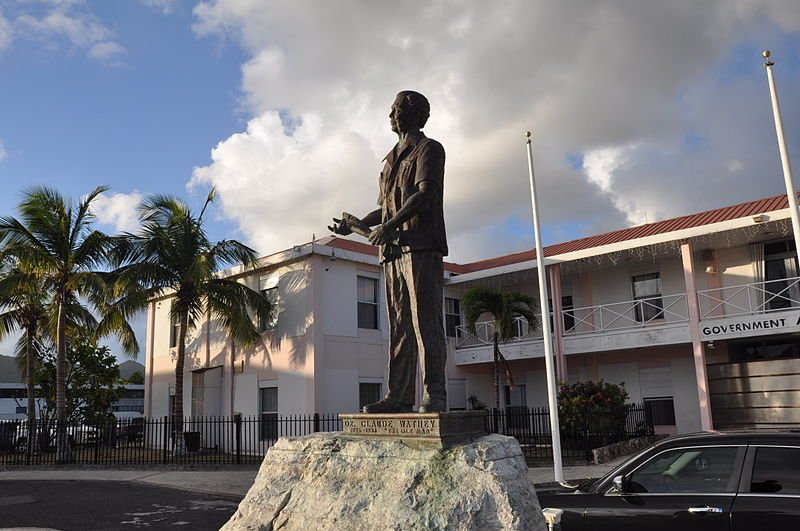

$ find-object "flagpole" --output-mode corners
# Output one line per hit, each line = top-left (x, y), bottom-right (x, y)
(525, 131), (564, 483)
(763, 50), (800, 256)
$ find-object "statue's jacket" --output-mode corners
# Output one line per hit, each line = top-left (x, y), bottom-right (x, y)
(378, 131), (448, 256)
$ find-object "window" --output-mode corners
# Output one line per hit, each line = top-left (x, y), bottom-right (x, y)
(258, 274), (280, 331)
(764, 240), (799, 311)
(548, 295), (575, 332)
(259, 287), (279, 331)
(504, 384), (528, 430)
(445, 298), (462, 338)
(0, 388), (26, 399)
(644, 397), (676, 426)
(750, 447), (800, 494)
(169, 307), (179, 348)
(260, 387), (278, 442)
(357, 276), (379, 329)
(359, 382), (382, 409)
(632, 273), (663, 322)
(504, 384), (527, 408)
(562, 296), (575, 331)
(628, 446), (740, 493)
(15, 406), (26, 415)
(191, 371), (204, 417)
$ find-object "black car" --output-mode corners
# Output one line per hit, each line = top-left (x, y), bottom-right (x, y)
(537, 431), (800, 530)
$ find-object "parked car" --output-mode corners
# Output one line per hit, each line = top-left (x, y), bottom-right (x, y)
(115, 416), (144, 444)
(13, 422), (100, 453)
(537, 431), (800, 530)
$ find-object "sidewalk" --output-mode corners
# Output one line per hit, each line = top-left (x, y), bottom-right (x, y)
(0, 457), (627, 498)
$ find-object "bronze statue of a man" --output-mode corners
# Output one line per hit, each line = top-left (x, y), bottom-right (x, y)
(330, 90), (448, 413)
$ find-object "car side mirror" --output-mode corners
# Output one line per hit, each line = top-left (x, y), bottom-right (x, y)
(612, 475), (627, 493)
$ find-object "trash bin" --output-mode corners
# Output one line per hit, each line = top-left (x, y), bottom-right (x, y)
(183, 431), (201, 452)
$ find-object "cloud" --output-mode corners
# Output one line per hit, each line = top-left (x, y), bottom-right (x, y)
(190, 0), (800, 263)
(0, 139), (6, 162)
(10, 0), (127, 64)
(0, 11), (10, 52)
(92, 191), (143, 234)
(87, 40), (126, 65)
(139, 0), (180, 15)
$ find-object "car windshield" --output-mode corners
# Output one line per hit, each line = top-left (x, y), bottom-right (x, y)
(578, 444), (660, 493)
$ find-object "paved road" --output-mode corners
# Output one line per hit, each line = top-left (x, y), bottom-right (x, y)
(0, 480), (240, 530)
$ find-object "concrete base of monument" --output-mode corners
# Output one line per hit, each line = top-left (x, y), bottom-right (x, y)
(221, 431), (546, 531)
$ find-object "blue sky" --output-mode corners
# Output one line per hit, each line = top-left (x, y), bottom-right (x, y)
(0, 0), (243, 243)
(2, 1), (800, 362)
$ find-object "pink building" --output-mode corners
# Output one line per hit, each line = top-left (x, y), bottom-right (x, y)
(145, 193), (800, 436)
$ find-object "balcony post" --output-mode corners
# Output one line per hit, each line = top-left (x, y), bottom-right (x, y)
(549, 264), (567, 382)
(680, 241), (714, 431)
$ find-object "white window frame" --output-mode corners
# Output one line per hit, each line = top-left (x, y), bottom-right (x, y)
(358, 378), (383, 409)
(445, 297), (462, 338)
(357, 275), (380, 330)
(632, 271), (664, 323)
(258, 273), (280, 331)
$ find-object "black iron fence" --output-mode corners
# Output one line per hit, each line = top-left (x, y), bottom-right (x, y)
(0, 405), (652, 466)
(486, 403), (654, 462)
(0, 414), (343, 466)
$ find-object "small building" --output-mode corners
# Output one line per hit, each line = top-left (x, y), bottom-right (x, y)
(144, 193), (800, 434)
(0, 355), (145, 420)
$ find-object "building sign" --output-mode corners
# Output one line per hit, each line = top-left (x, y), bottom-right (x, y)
(700, 310), (800, 341)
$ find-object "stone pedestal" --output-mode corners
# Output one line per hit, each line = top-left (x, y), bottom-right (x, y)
(222, 430), (546, 531)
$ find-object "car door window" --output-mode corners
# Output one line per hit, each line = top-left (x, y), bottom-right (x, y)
(750, 447), (800, 494)
(628, 447), (739, 493)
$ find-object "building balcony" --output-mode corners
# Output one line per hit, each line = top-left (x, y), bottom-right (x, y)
(697, 276), (800, 318)
(454, 294), (691, 365)
(453, 277), (800, 365)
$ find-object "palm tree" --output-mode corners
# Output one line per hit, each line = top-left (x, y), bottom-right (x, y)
(0, 185), (130, 462)
(0, 267), (49, 456)
(108, 192), (272, 434)
(462, 287), (537, 410)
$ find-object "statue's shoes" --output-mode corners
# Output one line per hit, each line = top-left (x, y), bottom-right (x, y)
(362, 398), (413, 414)
(418, 399), (447, 413)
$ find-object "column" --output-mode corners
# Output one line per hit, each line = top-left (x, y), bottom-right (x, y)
(681, 241), (714, 431)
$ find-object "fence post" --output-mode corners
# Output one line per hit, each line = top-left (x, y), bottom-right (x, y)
(492, 408), (499, 434)
(162, 416), (168, 465)
(93, 421), (100, 465)
(313, 413), (320, 433)
(235, 413), (242, 465)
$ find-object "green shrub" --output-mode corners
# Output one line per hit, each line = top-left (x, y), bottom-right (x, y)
(558, 380), (629, 445)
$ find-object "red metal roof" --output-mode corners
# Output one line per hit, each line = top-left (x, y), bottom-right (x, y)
(457, 194), (791, 273)
(320, 193), (792, 275)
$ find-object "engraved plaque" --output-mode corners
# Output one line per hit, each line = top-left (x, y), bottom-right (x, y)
(339, 411), (486, 446)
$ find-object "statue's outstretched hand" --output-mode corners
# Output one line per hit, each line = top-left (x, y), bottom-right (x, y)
(328, 217), (352, 236)
(368, 222), (397, 245)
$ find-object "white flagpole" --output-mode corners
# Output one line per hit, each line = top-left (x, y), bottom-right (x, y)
(763, 50), (800, 256)
(525, 131), (564, 483)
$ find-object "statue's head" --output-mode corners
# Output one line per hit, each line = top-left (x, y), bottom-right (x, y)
(391, 91), (430, 133)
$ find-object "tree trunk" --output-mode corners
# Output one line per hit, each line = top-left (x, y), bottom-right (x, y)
(173, 310), (189, 432)
(25, 331), (35, 461)
(55, 298), (72, 463)
(493, 332), (500, 411)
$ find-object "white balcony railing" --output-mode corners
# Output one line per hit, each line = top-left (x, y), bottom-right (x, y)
(453, 277), (800, 351)
(697, 276), (800, 319)
(455, 315), (542, 349)
(563, 294), (689, 336)
(454, 294), (689, 349)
